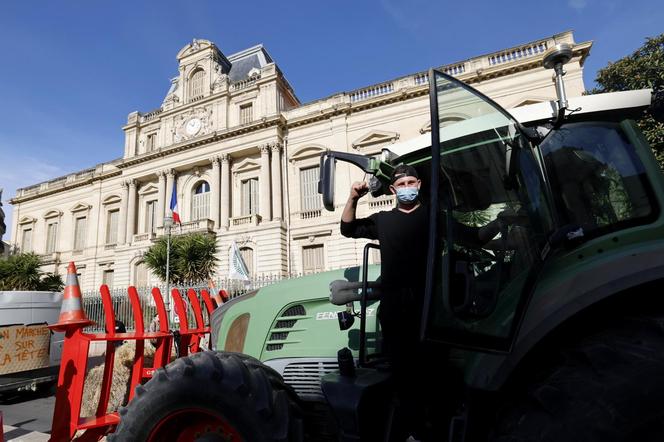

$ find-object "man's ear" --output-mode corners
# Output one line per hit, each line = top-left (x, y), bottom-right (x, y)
(389, 185), (396, 195)
(417, 179), (422, 190)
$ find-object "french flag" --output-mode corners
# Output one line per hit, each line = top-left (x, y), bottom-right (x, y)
(170, 181), (181, 224)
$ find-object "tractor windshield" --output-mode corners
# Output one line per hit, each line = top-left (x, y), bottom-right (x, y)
(422, 70), (554, 351)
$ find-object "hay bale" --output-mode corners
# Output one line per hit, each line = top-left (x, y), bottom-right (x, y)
(80, 341), (159, 416)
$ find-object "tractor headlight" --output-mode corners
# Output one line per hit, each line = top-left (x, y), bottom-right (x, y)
(209, 290), (258, 351)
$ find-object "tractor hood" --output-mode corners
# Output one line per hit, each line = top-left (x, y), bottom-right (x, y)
(210, 265), (381, 362)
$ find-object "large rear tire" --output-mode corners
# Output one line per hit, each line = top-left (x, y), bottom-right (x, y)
(109, 351), (303, 442)
(491, 314), (664, 442)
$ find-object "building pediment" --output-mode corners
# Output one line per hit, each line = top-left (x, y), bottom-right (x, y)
(289, 145), (327, 163)
(103, 194), (122, 205)
(138, 183), (159, 195)
(43, 209), (63, 219)
(70, 202), (92, 213)
(18, 215), (37, 225)
(177, 39), (213, 59)
(351, 130), (399, 151)
(233, 158), (260, 173)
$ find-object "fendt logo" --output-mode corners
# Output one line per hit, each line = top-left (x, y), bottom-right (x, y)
(315, 308), (375, 320)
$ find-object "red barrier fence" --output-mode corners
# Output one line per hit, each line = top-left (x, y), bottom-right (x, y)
(48, 285), (215, 442)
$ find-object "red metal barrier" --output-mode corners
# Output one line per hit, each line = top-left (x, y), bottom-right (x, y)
(49, 285), (214, 442)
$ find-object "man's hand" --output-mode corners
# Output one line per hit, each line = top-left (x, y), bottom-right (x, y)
(349, 181), (369, 201)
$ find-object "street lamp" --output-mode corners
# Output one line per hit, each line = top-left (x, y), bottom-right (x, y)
(163, 214), (174, 317)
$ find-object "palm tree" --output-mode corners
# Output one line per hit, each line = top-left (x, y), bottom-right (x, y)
(143, 233), (218, 286)
(0, 252), (64, 291)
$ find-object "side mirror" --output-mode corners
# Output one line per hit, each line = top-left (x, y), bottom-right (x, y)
(319, 154), (336, 211)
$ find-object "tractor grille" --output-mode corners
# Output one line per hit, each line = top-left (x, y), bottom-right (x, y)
(282, 361), (339, 401)
(265, 305), (306, 352)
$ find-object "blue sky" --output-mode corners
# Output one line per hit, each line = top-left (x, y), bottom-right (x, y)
(1, 0), (662, 237)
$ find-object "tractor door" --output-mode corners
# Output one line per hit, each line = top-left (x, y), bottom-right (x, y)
(420, 70), (555, 352)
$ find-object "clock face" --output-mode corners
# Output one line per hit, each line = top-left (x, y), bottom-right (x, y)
(185, 118), (202, 136)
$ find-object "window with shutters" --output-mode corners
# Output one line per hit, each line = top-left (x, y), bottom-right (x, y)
(241, 178), (259, 216)
(192, 181), (211, 220)
(134, 261), (148, 287)
(45, 221), (58, 253)
(302, 244), (324, 274)
(145, 200), (157, 233)
(240, 103), (253, 125)
(106, 209), (119, 244)
(300, 166), (322, 213)
(73, 217), (87, 251)
(102, 269), (114, 290)
(189, 69), (205, 101)
(146, 133), (157, 152)
(21, 228), (33, 252)
(239, 247), (254, 276)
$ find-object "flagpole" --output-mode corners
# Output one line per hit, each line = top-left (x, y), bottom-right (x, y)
(164, 214), (173, 317)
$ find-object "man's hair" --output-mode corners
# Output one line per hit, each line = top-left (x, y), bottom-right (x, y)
(390, 164), (419, 184)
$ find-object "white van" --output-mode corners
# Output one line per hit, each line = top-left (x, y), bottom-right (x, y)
(0, 291), (64, 393)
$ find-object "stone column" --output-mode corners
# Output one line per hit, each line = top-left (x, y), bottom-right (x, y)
(126, 179), (137, 243)
(156, 171), (166, 229)
(165, 170), (174, 218)
(118, 181), (128, 246)
(259, 145), (272, 221)
(270, 142), (283, 220)
(220, 154), (230, 229)
(210, 157), (221, 228)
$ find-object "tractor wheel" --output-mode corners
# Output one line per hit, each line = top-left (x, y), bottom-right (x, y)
(108, 351), (303, 442)
(491, 314), (664, 442)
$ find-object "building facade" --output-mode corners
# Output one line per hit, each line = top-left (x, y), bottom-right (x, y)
(9, 31), (591, 291)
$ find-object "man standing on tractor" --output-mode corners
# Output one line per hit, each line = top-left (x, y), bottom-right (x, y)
(341, 164), (431, 438)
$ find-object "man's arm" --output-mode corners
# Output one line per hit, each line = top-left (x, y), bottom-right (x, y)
(340, 181), (378, 239)
(341, 181), (368, 223)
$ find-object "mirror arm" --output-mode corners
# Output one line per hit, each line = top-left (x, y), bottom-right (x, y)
(324, 150), (377, 173)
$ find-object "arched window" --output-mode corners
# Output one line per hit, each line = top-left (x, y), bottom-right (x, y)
(192, 181), (211, 220)
(189, 69), (205, 101)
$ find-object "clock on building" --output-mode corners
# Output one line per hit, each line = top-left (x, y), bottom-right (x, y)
(185, 117), (202, 136)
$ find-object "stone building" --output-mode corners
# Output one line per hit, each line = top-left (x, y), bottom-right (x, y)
(9, 31), (591, 291)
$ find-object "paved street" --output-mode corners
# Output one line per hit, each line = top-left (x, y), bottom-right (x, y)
(1, 387), (53, 441)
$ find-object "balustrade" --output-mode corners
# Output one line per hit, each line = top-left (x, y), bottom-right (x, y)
(231, 75), (261, 91)
(350, 82), (395, 103)
(368, 196), (395, 210)
(489, 42), (548, 66)
(299, 209), (322, 219)
(230, 214), (262, 227)
(141, 108), (163, 122)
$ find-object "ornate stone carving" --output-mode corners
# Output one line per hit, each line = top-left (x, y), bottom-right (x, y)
(237, 236), (252, 246)
(269, 141), (283, 153)
(212, 62), (229, 93)
(259, 144), (271, 155)
(173, 106), (214, 143)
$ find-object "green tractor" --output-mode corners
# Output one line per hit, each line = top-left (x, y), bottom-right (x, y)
(111, 44), (664, 441)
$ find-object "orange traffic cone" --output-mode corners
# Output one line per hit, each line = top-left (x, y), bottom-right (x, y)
(49, 262), (94, 332)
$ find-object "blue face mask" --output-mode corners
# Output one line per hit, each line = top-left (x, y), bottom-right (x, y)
(395, 187), (419, 204)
